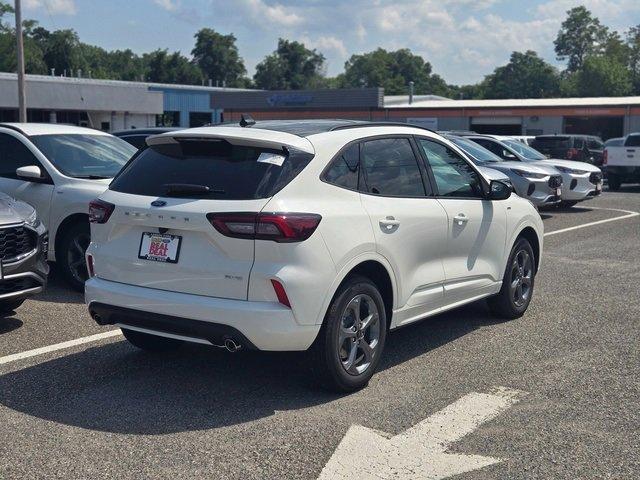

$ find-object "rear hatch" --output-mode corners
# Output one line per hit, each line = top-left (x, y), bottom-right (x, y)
(94, 129), (313, 300)
(531, 136), (571, 159)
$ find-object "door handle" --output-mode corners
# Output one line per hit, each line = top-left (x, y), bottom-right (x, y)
(453, 213), (469, 225)
(379, 216), (400, 230)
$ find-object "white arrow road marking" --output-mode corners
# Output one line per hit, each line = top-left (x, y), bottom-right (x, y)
(318, 386), (526, 480)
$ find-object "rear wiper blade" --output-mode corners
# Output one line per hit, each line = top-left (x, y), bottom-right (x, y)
(163, 183), (225, 196)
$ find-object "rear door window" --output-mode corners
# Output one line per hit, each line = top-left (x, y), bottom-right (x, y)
(323, 143), (359, 190)
(531, 137), (570, 150)
(625, 135), (640, 147)
(359, 138), (428, 197)
(110, 139), (312, 200)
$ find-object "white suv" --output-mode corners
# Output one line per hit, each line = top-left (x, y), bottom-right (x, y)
(0, 123), (137, 290)
(85, 120), (543, 391)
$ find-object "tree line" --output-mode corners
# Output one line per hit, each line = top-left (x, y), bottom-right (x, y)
(0, 3), (639, 98)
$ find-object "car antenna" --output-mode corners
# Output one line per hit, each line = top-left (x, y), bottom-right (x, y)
(239, 114), (256, 127)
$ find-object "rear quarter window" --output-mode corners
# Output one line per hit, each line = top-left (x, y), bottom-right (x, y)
(110, 139), (313, 200)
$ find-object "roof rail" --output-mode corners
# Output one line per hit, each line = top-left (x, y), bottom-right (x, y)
(0, 123), (28, 136)
(330, 121), (435, 133)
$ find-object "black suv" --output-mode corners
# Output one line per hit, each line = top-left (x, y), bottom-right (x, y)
(0, 192), (48, 314)
(531, 135), (604, 166)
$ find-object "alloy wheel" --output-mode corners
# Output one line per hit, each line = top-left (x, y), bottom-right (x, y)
(67, 232), (90, 284)
(337, 294), (381, 376)
(510, 249), (533, 308)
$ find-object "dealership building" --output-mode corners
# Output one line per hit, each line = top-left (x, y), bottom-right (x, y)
(1, 72), (639, 139)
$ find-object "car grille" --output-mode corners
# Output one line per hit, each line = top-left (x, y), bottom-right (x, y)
(0, 226), (37, 263)
(0, 277), (40, 295)
(589, 172), (603, 184)
(548, 175), (563, 188)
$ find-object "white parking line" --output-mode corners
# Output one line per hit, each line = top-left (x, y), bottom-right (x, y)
(0, 330), (122, 366)
(544, 207), (639, 237)
(1, 206), (638, 369)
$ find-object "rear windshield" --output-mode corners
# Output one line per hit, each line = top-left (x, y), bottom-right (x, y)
(110, 139), (313, 200)
(531, 137), (570, 150)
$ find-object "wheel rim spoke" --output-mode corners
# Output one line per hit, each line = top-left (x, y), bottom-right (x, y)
(337, 293), (381, 377)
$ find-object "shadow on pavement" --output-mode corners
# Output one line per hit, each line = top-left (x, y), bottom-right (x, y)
(29, 268), (84, 305)
(0, 316), (23, 334)
(0, 301), (500, 435)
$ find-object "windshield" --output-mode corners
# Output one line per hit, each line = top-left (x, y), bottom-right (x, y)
(32, 134), (137, 178)
(502, 139), (546, 161)
(449, 137), (503, 164)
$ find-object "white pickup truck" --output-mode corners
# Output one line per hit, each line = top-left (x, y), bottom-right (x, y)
(604, 133), (640, 190)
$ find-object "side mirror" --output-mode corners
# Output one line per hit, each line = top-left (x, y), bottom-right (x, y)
(487, 180), (511, 200)
(16, 165), (45, 182)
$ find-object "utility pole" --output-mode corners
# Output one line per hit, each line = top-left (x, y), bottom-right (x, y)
(15, 0), (27, 122)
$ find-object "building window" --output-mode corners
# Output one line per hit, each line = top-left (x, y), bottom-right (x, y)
(156, 111), (180, 127)
(101, 122), (110, 131)
(189, 112), (212, 128)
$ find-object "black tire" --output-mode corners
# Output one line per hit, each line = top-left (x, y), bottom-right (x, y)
(121, 328), (183, 352)
(488, 238), (536, 319)
(0, 299), (25, 315)
(57, 221), (91, 292)
(561, 200), (579, 208)
(607, 174), (621, 191)
(310, 275), (387, 392)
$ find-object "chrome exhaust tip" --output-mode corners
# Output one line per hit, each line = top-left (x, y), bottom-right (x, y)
(224, 338), (241, 353)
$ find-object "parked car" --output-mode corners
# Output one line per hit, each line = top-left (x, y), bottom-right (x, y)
(113, 127), (183, 150)
(444, 135), (561, 207)
(603, 132), (640, 190)
(85, 120), (543, 391)
(604, 137), (624, 148)
(0, 192), (48, 314)
(0, 123), (137, 290)
(510, 135), (535, 146)
(464, 134), (603, 207)
(531, 135), (604, 166)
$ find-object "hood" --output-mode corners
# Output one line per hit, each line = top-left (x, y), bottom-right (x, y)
(485, 161), (554, 175)
(539, 159), (601, 173)
(0, 192), (36, 226)
(478, 166), (510, 182)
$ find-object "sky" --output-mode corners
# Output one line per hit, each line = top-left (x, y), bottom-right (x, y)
(16, 0), (640, 85)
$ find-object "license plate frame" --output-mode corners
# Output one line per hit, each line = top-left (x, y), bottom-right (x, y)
(138, 232), (182, 264)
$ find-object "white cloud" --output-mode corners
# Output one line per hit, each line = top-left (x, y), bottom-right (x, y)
(242, 0), (304, 27)
(304, 35), (348, 58)
(24, 0), (76, 15)
(153, 0), (179, 12)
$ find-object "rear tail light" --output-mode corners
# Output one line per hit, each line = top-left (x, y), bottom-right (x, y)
(566, 148), (579, 159)
(207, 212), (322, 242)
(603, 149), (608, 165)
(86, 253), (95, 278)
(270, 279), (291, 308)
(89, 199), (115, 224)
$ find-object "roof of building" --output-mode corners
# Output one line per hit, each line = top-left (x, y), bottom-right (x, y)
(385, 94), (451, 106)
(0, 72), (254, 93)
(112, 127), (184, 137)
(384, 95), (640, 109)
(0, 122), (111, 136)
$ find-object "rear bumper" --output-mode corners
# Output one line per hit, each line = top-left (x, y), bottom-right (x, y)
(85, 277), (320, 351)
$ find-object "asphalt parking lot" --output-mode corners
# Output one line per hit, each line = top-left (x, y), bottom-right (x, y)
(1, 188), (639, 479)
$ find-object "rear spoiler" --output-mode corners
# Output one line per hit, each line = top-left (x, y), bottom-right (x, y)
(146, 126), (315, 155)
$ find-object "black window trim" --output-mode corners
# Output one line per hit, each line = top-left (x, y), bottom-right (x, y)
(0, 131), (54, 185)
(320, 134), (434, 199)
(413, 135), (488, 200)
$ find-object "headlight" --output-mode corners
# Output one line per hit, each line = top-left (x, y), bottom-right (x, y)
(512, 169), (546, 179)
(555, 166), (589, 175)
(25, 209), (41, 228)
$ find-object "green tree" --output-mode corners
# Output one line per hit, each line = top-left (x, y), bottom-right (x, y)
(627, 25), (640, 93)
(254, 38), (326, 90)
(482, 50), (560, 99)
(191, 28), (246, 87)
(554, 6), (610, 72)
(0, 4), (46, 74)
(32, 28), (88, 75)
(143, 49), (201, 84)
(337, 48), (450, 96)
(570, 55), (632, 96)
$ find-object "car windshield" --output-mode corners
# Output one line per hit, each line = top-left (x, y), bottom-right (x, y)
(502, 139), (546, 161)
(31, 134), (137, 178)
(449, 137), (503, 164)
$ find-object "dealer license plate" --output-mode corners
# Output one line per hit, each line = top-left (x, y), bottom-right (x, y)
(138, 232), (182, 263)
